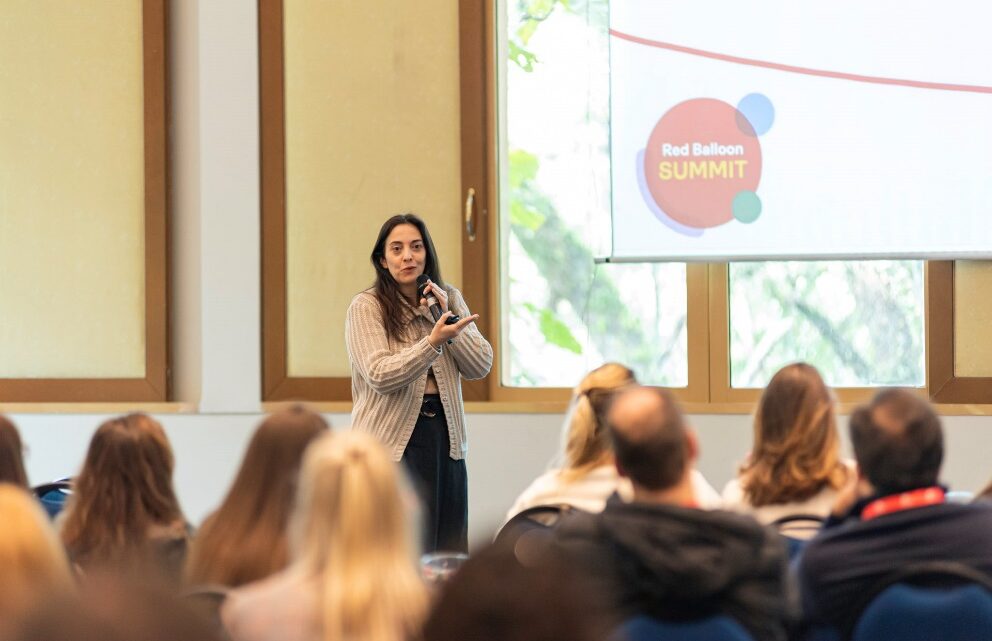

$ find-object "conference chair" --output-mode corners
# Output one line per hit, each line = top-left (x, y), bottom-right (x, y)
(815, 560), (992, 641)
(494, 504), (571, 547)
(616, 614), (754, 641)
(33, 477), (72, 519)
(851, 582), (992, 641)
(769, 513), (825, 559)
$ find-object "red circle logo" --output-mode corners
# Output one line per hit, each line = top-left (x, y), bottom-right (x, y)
(643, 98), (762, 228)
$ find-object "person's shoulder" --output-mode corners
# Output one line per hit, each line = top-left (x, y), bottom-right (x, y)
(510, 469), (564, 508)
(350, 288), (377, 303)
(721, 477), (746, 504)
(225, 569), (308, 619)
(936, 498), (992, 522)
(442, 283), (464, 300)
(694, 505), (765, 528)
(348, 289), (380, 312)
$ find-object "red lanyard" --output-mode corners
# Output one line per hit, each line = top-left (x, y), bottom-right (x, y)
(862, 486), (945, 521)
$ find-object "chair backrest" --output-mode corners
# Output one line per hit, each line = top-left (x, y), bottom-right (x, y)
(769, 513), (825, 540)
(494, 504), (569, 547)
(769, 513), (825, 560)
(851, 583), (992, 641)
(617, 614), (754, 641)
(33, 478), (72, 519)
(837, 561), (992, 640)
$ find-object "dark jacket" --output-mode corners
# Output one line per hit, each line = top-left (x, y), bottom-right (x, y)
(553, 494), (793, 641)
(797, 499), (992, 631)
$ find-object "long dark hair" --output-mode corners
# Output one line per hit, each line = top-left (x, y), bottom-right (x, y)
(61, 413), (185, 569)
(0, 415), (29, 488)
(370, 213), (444, 343)
(185, 405), (329, 587)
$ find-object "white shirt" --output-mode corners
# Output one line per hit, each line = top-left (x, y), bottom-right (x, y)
(505, 464), (723, 523)
(721, 461), (855, 540)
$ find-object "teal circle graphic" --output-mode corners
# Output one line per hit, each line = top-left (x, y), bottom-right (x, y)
(732, 191), (762, 223)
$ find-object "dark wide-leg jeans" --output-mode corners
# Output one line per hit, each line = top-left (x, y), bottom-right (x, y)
(401, 394), (468, 553)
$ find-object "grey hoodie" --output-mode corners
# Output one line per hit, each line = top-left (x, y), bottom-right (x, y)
(554, 493), (794, 641)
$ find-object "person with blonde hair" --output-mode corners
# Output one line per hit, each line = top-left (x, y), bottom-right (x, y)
(185, 405), (329, 588)
(722, 362), (852, 537)
(222, 431), (428, 641)
(0, 415), (29, 488)
(0, 483), (74, 637)
(505, 363), (720, 521)
(60, 413), (189, 583)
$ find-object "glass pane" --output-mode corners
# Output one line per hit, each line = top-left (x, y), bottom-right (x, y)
(729, 261), (925, 388)
(500, 0), (689, 388)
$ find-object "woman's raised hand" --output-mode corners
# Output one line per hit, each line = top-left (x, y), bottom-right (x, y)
(419, 279), (449, 312)
(428, 312), (480, 349)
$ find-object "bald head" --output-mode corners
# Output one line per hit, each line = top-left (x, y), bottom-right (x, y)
(607, 386), (690, 491)
(849, 389), (943, 495)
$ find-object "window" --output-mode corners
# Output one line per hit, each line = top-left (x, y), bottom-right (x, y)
(0, 0), (168, 402)
(487, 0), (930, 402)
(728, 261), (925, 388)
(501, 0), (689, 389)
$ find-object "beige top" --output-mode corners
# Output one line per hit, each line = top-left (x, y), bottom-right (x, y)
(222, 569), (321, 641)
(721, 461), (855, 540)
(346, 286), (492, 461)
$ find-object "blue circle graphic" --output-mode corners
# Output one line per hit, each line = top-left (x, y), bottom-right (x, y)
(736, 93), (774, 136)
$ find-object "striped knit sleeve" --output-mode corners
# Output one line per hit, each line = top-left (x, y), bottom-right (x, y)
(444, 286), (493, 380)
(346, 293), (441, 395)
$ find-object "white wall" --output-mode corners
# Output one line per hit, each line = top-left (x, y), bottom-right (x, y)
(13, 411), (992, 548)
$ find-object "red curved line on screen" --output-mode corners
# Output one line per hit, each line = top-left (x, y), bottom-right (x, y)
(609, 29), (992, 94)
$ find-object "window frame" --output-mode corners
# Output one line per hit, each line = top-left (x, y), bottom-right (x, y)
(0, 0), (169, 403)
(259, 1), (981, 407)
(462, 1), (975, 408)
(261, 0), (481, 402)
(259, 0), (356, 401)
(926, 261), (992, 404)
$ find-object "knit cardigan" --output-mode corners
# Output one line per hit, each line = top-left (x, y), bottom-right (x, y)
(345, 286), (492, 461)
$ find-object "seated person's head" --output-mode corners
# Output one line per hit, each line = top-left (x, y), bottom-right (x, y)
(185, 404), (329, 587)
(0, 415), (29, 487)
(421, 541), (613, 641)
(286, 431), (427, 641)
(61, 413), (186, 578)
(849, 389), (943, 496)
(743, 362), (847, 505)
(0, 483), (74, 635)
(13, 573), (221, 641)
(607, 386), (696, 497)
(562, 362), (636, 477)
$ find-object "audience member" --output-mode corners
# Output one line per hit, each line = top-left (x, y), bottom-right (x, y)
(60, 413), (189, 585)
(553, 386), (793, 641)
(797, 389), (992, 631)
(422, 540), (613, 641)
(977, 477), (992, 501)
(723, 363), (852, 538)
(13, 572), (221, 641)
(222, 431), (428, 641)
(0, 415), (29, 487)
(185, 405), (329, 588)
(506, 363), (720, 521)
(0, 484), (74, 639)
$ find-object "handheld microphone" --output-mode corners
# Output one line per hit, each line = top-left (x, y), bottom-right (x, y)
(417, 275), (460, 325)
